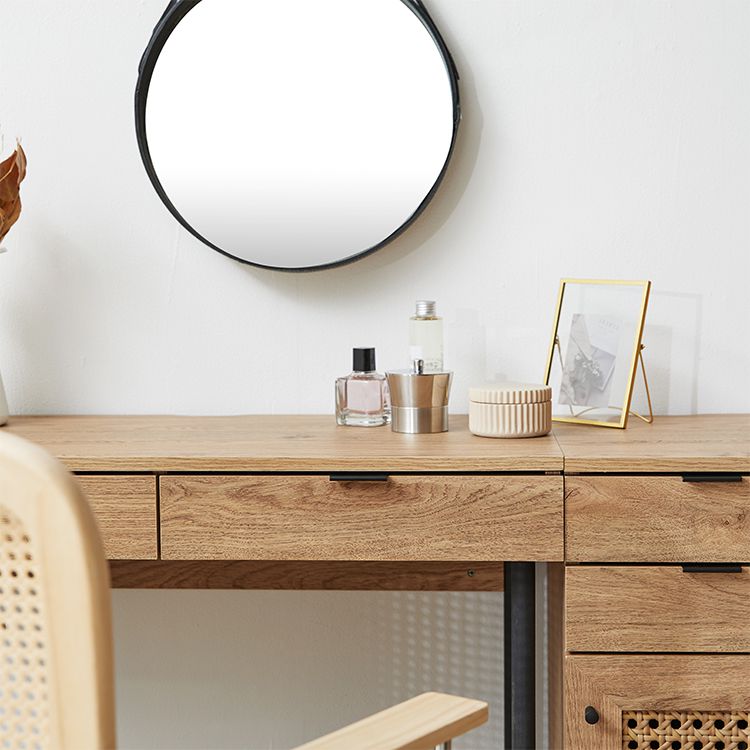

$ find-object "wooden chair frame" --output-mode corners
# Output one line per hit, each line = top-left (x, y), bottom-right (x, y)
(0, 431), (115, 749)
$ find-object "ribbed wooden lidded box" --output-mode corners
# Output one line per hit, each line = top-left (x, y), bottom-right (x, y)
(469, 382), (552, 438)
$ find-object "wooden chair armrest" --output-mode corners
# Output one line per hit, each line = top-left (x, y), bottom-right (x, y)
(292, 691), (489, 750)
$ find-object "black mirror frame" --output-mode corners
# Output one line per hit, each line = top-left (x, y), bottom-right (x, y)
(134, 0), (460, 272)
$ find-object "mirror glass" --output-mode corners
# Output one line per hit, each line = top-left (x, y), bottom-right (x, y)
(136, 0), (459, 270)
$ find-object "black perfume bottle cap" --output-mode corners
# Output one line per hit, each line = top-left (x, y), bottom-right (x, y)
(353, 347), (376, 372)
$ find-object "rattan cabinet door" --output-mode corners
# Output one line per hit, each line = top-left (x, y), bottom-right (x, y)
(565, 655), (750, 750)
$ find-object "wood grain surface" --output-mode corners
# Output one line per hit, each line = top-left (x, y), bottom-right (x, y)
(4, 414), (563, 472)
(160, 474), (564, 562)
(109, 560), (504, 591)
(566, 565), (750, 652)
(565, 654), (750, 750)
(555, 413), (750, 473)
(6, 413), (746, 473)
(293, 691), (488, 750)
(77, 475), (157, 559)
(566, 475), (750, 562)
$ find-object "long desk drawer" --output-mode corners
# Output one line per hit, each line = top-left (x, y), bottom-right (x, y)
(566, 565), (750, 652)
(160, 474), (563, 561)
(566, 475), (750, 562)
(77, 475), (158, 560)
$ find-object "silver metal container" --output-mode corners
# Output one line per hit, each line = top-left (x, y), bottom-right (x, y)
(386, 360), (453, 433)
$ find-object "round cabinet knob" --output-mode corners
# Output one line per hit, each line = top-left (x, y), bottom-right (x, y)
(584, 706), (600, 725)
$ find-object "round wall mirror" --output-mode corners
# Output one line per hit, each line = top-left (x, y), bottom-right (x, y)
(135, 0), (460, 271)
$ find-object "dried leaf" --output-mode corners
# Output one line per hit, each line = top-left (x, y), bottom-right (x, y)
(0, 142), (27, 245)
(15, 143), (26, 183)
(3, 199), (21, 227)
(0, 162), (20, 202)
(0, 151), (16, 177)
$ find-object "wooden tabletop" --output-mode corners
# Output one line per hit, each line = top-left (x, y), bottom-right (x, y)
(3, 414), (564, 472)
(554, 413), (750, 472)
(4, 414), (747, 473)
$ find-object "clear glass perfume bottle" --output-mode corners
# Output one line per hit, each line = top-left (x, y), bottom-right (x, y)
(336, 348), (391, 426)
(409, 300), (443, 373)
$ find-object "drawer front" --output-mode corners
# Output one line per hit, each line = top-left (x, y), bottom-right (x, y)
(566, 475), (750, 562)
(160, 474), (563, 561)
(566, 565), (750, 652)
(565, 654), (750, 750)
(77, 475), (157, 559)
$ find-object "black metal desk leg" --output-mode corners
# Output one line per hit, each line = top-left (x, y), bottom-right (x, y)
(504, 561), (536, 750)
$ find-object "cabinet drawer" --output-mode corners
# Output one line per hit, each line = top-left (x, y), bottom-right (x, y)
(566, 565), (750, 652)
(565, 654), (750, 750)
(77, 475), (157, 560)
(160, 474), (563, 561)
(566, 475), (750, 562)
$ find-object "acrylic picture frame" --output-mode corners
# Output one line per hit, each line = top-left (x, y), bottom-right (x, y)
(543, 279), (651, 428)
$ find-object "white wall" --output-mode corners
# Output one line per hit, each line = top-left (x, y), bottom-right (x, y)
(1, 1), (749, 748)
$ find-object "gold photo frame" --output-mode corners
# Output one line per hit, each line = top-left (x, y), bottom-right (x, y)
(544, 278), (652, 429)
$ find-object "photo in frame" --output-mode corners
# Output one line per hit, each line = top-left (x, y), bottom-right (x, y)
(544, 279), (651, 428)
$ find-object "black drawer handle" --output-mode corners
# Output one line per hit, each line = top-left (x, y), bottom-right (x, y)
(681, 564), (746, 574)
(682, 474), (743, 483)
(584, 706), (600, 725)
(329, 473), (389, 482)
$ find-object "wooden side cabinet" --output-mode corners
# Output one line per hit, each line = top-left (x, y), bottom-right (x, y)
(552, 472), (750, 750)
(552, 413), (750, 750)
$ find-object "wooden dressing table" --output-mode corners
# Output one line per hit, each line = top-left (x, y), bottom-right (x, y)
(6, 413), (749, 750)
